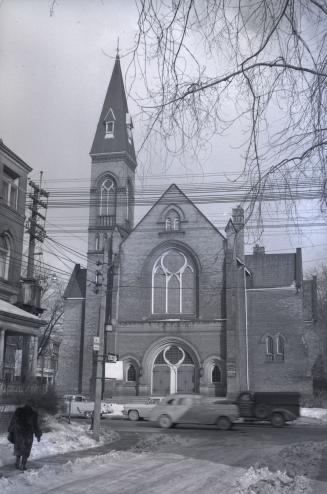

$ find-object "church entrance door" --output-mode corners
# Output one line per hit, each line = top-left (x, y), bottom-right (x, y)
(152, 345), (196, 395)
(152, 365), (170, 396)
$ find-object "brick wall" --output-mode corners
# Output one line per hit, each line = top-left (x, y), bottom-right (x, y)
(245, 253), (296, 288)
(247, 288), (312, 396)
(56, 299), (84, 395)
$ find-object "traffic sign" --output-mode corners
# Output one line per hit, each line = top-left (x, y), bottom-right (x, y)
(93, 336), (100, 351)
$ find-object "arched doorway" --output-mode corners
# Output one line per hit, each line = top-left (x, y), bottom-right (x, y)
(152, 345), (195, 395)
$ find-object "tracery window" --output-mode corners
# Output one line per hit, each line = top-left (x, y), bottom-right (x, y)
(152, 249), (195, 315)
(99, 178), (116, 217)
(0, 234), (11, 280)
(126, 180), (133, 224)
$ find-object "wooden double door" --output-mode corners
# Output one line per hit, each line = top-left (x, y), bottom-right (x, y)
(152, 364), (195, 395)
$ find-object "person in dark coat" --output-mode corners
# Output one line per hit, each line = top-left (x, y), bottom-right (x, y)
(8, 403), (42, 471)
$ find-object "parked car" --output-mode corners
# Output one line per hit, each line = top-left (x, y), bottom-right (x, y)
(123, 397), (163, 421)
(236, 391), (300, 427)
(61, 394), (112, 418)
(149, 393), (240, 430)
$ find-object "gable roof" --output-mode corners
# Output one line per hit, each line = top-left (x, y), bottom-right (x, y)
(90, 55), (136, 165)
(64, 264), (87, 299)
(124, 183), (226, 243)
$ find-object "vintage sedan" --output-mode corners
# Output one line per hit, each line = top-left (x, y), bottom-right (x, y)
(123, 397), (163, 421)
(149, 394), (240, 430)
(61, 395), (112, 418)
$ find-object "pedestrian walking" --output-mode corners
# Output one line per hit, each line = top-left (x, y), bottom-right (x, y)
(7, 402), (42, 471)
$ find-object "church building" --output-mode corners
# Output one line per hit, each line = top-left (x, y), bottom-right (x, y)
(57, 55), (315, 399)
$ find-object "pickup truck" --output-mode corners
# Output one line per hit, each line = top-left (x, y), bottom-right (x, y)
(61, 395), (113, 418)
(236, 391), (300, 427)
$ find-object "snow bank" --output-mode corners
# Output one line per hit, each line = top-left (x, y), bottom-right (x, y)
(301, 407), (327, 420)
(234, 466), (310, 493)
(132, 433), (203, 451)
(0, 416), (119, 467)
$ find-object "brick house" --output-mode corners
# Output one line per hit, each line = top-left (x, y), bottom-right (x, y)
(0, 140), (45, 392)
(57, 56), (315, 399)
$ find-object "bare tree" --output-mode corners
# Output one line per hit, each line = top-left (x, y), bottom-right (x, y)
(130, 0), (327, 225)
(38, 277), (64, 358)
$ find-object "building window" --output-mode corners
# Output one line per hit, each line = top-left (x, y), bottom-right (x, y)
(2, 169), (19, 210)
(127, 364), (136, 382)
(105, 121), (114, 138)
(211, 365), (221, 383)
(164, 209), (180, 231)
(100, 178), (116, 217)
(0, 233), (11, 280)
(95, 234), (100, 251)
(126, 180), (133, 224)
(165, 218), (171, 230)
(266, 336), (274, 361)
(152, 249), (195, 315)
(276, 335), (285, 361)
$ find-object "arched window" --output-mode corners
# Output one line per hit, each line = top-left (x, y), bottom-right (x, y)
(0, 234), (11, 280)
(277, 335), (285, 361)
(95, 234), (100, 251)
(266, 336), (274, 361)
(165, 218), (171, 230)
(127, 364), (136, 382)
(152, 249), (195, 315)
(211, 365), (221, 383)
(99, 178), (116, 217)
(164, 209), (180, 231)
(126, 180), (133, 225)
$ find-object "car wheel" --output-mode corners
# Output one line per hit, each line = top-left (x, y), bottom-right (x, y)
(158, 414), (172, 429)
(216, 416), (232, 431)
(271, 412), (285, 428)
(128, 410), (140, 421)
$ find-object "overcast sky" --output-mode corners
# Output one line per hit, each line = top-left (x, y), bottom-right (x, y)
(1, 0), (326, 280)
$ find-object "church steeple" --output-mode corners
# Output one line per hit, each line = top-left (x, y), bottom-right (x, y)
(90, 54), (136, 167)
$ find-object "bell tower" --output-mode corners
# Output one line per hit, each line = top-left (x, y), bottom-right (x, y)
(82, 54), (137, 394)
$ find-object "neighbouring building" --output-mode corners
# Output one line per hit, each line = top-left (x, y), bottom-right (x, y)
(0, 140), (45, 392)
(57, 56), (316, 399)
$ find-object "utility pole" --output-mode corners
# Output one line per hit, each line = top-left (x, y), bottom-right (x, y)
(93, 237), (110, 442)
(26, 173), (49, 279)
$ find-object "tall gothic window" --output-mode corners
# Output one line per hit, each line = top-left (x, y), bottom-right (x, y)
(152, 249), (195, 315)
(127, 364), (136, 382)
(266, 336), (274, 361)
(0, 233), (11, 280)
(99, 178), (116, 217)
(126, 180), (133, 224)
(276, 335), (285, 361)
(211, 365), (221, 383)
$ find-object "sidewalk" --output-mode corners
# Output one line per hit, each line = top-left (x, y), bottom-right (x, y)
(0, 430), (139, 479)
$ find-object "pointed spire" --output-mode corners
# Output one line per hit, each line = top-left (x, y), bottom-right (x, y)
(90, 53), (136, 166)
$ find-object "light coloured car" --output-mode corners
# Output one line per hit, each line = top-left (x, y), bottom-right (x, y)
(149, 394), (240, 430)
(62, 394), (112, 418)
(123, 397), (163, 421)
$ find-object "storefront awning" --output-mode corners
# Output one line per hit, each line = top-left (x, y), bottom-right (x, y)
(0, 299), (46, 336)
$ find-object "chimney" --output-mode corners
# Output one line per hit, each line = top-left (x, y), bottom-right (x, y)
(253, 244), (265, 255)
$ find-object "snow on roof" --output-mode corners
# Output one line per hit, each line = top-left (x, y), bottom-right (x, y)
(0, 299), (43, 322)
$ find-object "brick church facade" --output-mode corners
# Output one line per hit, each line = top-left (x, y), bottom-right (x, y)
(57, 55), (315, 399)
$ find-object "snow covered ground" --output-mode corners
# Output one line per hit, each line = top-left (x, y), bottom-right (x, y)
(0, 449), (314, 493)
(0, 416), (119, 467)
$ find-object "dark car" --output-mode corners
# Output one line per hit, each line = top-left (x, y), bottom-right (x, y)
(236, 391), (300, 427)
